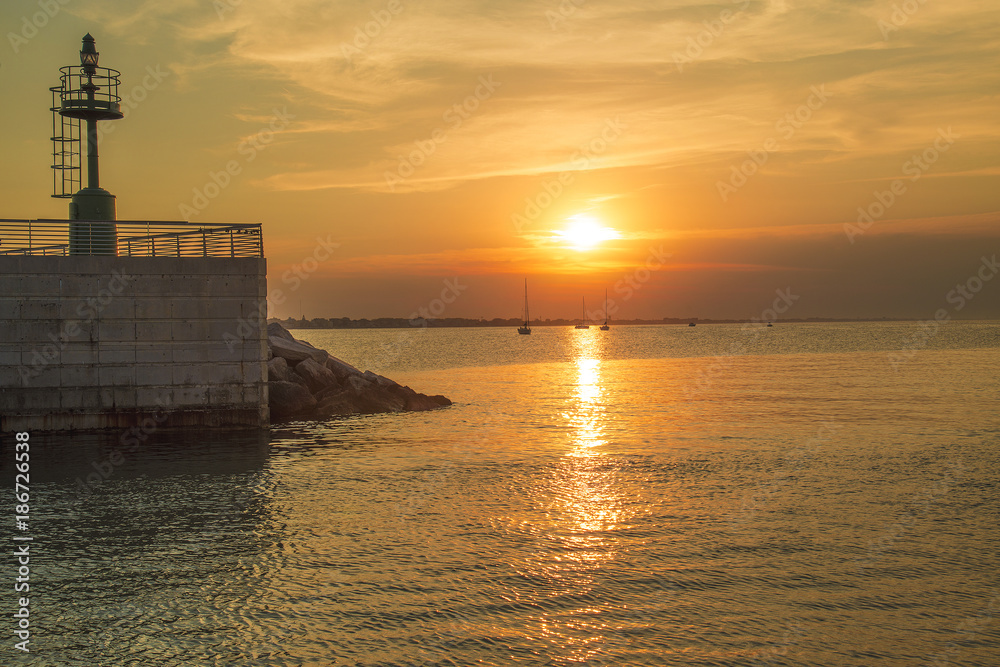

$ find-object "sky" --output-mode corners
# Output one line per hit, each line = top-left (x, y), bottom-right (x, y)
(1, 0), (998, 321)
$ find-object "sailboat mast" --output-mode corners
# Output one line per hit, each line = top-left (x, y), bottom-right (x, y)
(524, 278), (529, 324)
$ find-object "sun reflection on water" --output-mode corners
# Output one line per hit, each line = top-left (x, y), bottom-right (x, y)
(511, 329), (643, 659)
(565, 329), (608, 456)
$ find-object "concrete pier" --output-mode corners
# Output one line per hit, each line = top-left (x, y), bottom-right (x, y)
(0, 255), (268, 431)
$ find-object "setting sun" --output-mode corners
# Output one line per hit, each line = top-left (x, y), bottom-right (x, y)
(553, 216), (622, 251)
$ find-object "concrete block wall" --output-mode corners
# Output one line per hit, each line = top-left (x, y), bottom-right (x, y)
(0, 256), (268, 431)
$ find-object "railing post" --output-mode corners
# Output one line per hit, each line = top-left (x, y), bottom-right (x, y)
(202, 229), (207, 256)
(176, 233), (181, 257)
(230, 229), (235, 257)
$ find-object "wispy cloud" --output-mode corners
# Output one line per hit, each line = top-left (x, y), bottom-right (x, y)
(67, 0), (1000, 196)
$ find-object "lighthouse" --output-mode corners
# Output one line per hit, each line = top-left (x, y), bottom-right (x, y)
(50, 33), (124, 254)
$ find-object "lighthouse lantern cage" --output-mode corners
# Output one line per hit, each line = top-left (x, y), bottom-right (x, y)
(50, 61), (123, 198)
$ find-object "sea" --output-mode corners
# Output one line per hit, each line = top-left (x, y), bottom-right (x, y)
(4, 321), (999, 666)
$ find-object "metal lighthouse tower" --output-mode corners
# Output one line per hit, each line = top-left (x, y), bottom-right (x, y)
(50, 33), (124, 254)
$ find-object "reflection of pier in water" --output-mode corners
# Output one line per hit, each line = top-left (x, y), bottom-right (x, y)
(8, 430), (285, 661)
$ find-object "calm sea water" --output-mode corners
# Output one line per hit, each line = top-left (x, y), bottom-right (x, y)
(4, 322), (999, 666)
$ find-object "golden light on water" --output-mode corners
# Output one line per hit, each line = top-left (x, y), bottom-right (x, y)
(565, 331), (607, 455)
(516, 330), (634, 657)
(552, 215), (622, 251)
(555, 332), (626, 541)
(568, 358), (605, 454)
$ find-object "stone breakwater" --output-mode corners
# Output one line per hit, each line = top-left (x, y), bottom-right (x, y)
(266, 323), (451, 422)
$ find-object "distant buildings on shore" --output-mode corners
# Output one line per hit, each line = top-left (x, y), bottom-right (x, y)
(269, 316), (906, 330)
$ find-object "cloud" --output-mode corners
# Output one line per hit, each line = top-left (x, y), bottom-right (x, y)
(63, 0), (1000, 196)
(4, 0), (997, 319)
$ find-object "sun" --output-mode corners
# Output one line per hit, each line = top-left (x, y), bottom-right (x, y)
(553, 215), (621, 251)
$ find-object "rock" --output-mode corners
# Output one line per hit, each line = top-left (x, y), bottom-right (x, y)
(267, 356), (292, 382)
(267, 322), (296, 342)
(314, 384), (344, 403)
(313, 383), (406, 417)
(346, 375), (374, 392)
(388, 385), (451, 411)
(403, 392), (442, 411)
(268, 357), (308, 387)
(358, 387), (406, 413)
(268, 381), (317, 420)
(267, 357), (309, 387)
(363, 370), (398, 388)
(325, 355), (363, 379)
(270, 335), (329, 365)
(344, 377), (405, 413)
(314, 390), (357, 418)
(265, 324), (451, 423)
(294, 358), (339, 393)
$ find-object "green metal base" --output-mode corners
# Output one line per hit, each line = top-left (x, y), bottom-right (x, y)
(69, 188), (117, 255)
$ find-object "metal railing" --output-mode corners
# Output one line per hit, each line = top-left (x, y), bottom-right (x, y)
(0, 220), (263, 258)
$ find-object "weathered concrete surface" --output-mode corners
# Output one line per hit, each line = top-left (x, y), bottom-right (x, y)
(0, 256), (268, 432)
(266, 324), (451, 422)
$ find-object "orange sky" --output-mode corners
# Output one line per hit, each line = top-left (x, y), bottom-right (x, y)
(2, 0), (998, 320)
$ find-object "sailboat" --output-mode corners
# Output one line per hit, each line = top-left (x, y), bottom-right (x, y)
(574, 297), (590, 329)
(517, 279), (532, 335)
(599, 289), (610, 330)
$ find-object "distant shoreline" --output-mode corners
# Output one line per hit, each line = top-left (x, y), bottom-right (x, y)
(268, 316), (995, 330)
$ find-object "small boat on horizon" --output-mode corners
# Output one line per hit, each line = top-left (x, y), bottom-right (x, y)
(517, 278), (531, 335)
(574, 297), (589, 329)
(688, 322), (696, 327)
(599, 288), (610, 330)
